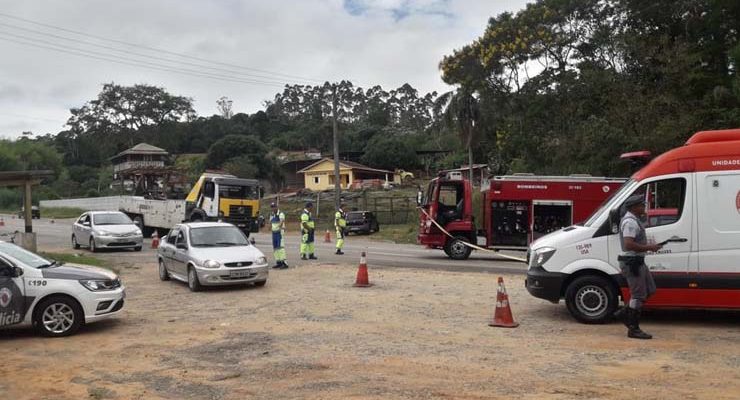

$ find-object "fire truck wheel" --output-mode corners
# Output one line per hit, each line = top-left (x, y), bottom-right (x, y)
(564, 275), (618, 324)
(444, 236), (472, 260)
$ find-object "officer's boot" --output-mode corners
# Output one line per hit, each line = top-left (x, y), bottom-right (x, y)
(335, 249), (344, 255)
(613, 306), (629, 327)
(277, 261), (289, 270)
(300, 254), (308, 260)
(626, 308), (652, 340)
(309, 253), (318, 260)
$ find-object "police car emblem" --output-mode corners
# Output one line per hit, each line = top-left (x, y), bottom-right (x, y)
(0, 287), (12, 308)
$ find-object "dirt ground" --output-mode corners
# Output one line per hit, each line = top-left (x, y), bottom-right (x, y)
(2, 251), (740, 400)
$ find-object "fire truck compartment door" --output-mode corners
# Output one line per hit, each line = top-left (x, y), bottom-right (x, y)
(533, 201), (573, 241)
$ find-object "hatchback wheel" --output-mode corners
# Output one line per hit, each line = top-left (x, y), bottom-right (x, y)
(34, 296), (83, 337)
(158, 260), (170, 281)
(188, 266), (202, 292)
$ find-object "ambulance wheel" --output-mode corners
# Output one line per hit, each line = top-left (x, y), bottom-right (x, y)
(34, 296), (83, 337)
(444, 236), (472, 260)
(565, 275), (618, 324)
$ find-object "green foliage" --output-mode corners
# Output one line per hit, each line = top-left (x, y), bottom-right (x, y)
(440, 0), (740, 176)
(361, 136), (420, 170)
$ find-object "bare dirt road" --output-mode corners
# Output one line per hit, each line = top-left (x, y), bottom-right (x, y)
(2, 249), (739, 400)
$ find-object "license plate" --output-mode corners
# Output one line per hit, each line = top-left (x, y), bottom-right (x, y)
(230, 270), (250, 278)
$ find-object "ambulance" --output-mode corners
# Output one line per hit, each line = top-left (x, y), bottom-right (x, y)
(526, 129), (740, 323)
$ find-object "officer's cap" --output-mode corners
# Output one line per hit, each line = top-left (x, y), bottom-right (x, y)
(270, 202), (277, 208)
(305, 201), (314, 208)
(624, 195), (645, 208)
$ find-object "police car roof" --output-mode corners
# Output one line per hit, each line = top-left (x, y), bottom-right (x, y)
(181, 222), (238, 229)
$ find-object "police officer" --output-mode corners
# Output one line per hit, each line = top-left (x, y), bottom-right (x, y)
(269, 202), (288, 269)
(300, 202), (317, 260)
(618, 195), (662, 340)
(334, 201), (347, 255)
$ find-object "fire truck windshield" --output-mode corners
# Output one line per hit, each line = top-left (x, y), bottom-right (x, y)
(582, 179), (637, 227)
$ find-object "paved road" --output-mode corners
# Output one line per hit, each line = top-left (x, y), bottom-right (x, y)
(0, 215), (529, 275)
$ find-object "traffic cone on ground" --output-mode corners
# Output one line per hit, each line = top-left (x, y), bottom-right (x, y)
(324, 229), (331, 242)
(488, 277), (519, 328)
(151, 231), (160, 249)
(0, 218), (4, 226)
(353, 252), (373, 287)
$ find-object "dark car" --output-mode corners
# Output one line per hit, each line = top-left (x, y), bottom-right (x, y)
(18, 206), (40, 219)
(345, 211), (380, 235)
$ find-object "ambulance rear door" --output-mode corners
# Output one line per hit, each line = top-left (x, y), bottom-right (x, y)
(696, 171), (740, 308)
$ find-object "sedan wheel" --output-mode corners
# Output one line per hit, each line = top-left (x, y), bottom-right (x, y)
(71, 235), (80, 249)
(34, 296), (82, 337)
(89, 238), (98, 253)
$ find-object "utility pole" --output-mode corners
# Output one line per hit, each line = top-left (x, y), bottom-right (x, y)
(332, 83), (341, 209)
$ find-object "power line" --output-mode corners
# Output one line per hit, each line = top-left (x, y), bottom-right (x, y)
(0, 21), (311, 85)
(0, 33), (291, 88)
(0, 11), (327, 84)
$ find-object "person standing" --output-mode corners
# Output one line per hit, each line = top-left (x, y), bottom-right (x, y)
(334, 201), (347, 255)
(618, 195), (662, 339)
(300, 202), (317, 260)
(269, 202), (288, 269)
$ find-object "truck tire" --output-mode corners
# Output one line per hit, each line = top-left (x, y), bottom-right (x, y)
(444, 236), (472, 260)
(565, 275), (618, 324)
(132, 215), (153, 237)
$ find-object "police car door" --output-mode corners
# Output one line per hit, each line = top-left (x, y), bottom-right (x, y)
(609, 175), (695, 305)
(0, 256), (25, 328)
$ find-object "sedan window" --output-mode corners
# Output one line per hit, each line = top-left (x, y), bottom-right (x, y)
(189, 226), (249, 247)
(93, 213), (133, 226)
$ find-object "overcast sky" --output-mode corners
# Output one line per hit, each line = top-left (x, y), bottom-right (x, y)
(0, 0), (529, 139)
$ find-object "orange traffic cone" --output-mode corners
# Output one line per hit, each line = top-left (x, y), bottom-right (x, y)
(488, 277), (519, 328)
(151, 230), (160, 249)
(353, 252), (373, 287)
(324, 229), (331, 242)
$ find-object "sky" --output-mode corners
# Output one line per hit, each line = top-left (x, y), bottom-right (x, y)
(0, 0), (529, 139)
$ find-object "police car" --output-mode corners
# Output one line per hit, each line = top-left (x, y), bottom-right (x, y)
(0, 241), (125, 337)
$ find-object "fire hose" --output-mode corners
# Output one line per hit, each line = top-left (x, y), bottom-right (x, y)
(418, 207), (527, 263)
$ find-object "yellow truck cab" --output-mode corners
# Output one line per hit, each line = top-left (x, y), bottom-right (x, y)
(185, 174), (262, 234)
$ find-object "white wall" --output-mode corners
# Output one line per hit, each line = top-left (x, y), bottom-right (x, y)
(40, 196), (123, 211)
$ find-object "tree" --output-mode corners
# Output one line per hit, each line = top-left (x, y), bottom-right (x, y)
(67, 83), (195, 135)
(361, 136), (419, 171)
(216, 96), (234, 119)
(435, 88), (481, 182)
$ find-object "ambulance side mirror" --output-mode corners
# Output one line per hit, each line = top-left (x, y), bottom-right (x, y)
(609, 209), (621, 234)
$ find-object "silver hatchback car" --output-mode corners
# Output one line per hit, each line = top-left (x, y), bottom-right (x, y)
(157, 222), (269, 291)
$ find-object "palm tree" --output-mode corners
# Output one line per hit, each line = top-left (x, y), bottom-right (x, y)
(435, 87), (481, 183)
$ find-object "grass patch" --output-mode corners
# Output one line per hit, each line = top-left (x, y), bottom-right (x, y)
(39, 251), (117, 273)
(366, 222), (418, 244)
(40, 207), (85, 219)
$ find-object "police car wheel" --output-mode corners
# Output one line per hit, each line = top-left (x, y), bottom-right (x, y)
(159, 260), (170, 281)
(565, 275), (617, 324)
(188, 266), (202, 292)
(445, 236), (472, 260)
(34, 296), (83, 337)
(71, 235), (80, 249)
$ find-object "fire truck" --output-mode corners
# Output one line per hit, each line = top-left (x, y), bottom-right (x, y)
(417, 173), (626, 260)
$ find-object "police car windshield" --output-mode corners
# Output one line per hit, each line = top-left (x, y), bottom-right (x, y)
(94, 213), (133, 225)
(0, 242), (53, 269)
(189, 226), (249, 247)
(582, 179), (637, 227)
